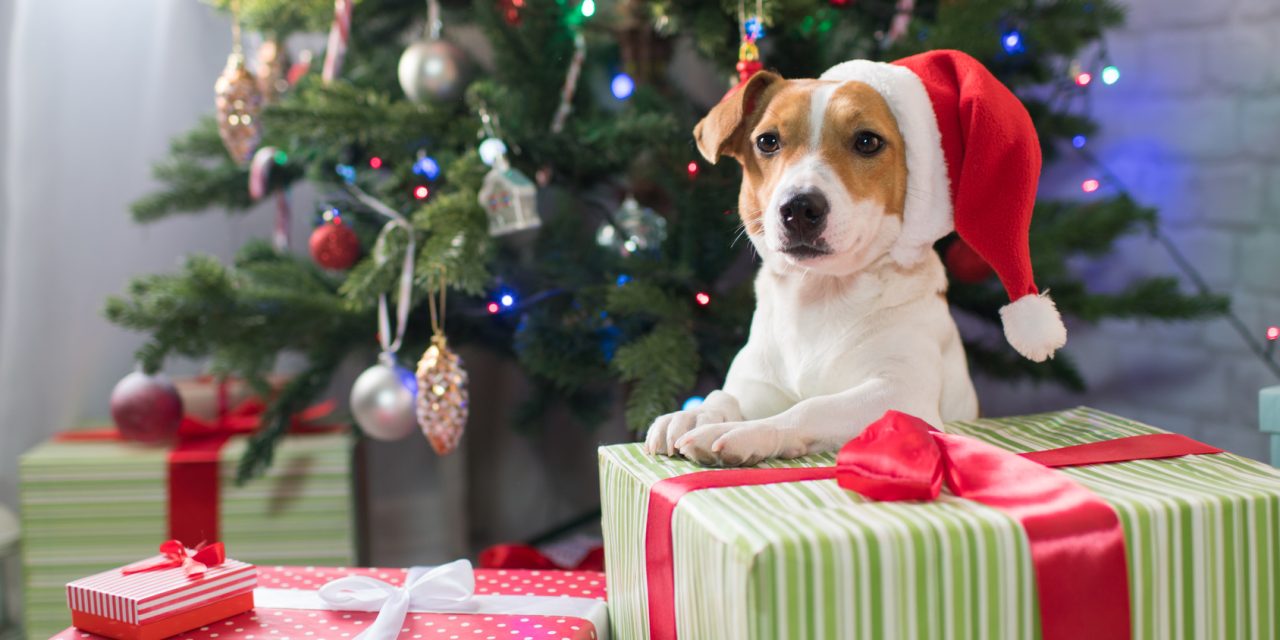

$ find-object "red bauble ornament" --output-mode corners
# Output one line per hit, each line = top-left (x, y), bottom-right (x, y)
(110, 371), (184, 444)
(310, 221), (360, 270)
(944, 240), (995, 284)
(497, 0), (522, 25)
(736, 59), (763, 82)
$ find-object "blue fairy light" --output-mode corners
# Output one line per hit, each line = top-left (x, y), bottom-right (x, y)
(682, 396), (705, 411)
(500, 293), (516, 308)
(1001, 30), (1024, 55)
(478, 138), (508, 167)
(1101, 65), (1120, 85)
(600, 325), (621, 362)
(1072, 135), (1087, 149)
(610, 73), (635, 100)
(394, 365), (418, 397)
(413, 156), (441, 180)
(335, 163), (357, 183)
(616, 274), (631, 286)
(745, 17), (765, 41)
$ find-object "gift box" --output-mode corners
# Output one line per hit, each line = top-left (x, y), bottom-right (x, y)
(600, 407), (1280, 640)
(0, 506), (18, 640)
(66, 542), (256, 640)
(20, 413), (356, 639)
(1259, 385), (1280, 466)
(52, 564), (609, 640)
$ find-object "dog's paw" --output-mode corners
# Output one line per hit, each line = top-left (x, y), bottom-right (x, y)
(644, 393), (743, 456)
(676, 420), (808, 466)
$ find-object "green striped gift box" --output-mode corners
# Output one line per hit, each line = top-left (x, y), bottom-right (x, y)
(19, 432), (357, 640)
(600, 407), (1280, 640)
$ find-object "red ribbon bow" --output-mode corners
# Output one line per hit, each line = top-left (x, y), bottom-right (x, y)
(645, 410), (1222, 640)
(121, 540), (227, 579)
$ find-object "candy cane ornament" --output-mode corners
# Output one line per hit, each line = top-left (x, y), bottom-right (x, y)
(322, 0), (353, 84)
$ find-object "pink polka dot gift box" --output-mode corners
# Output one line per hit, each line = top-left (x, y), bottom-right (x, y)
(53, 563), (609, 640)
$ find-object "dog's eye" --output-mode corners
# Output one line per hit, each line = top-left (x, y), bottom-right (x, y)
(853, 131), (885, 156)
(756, 133), (781, 154)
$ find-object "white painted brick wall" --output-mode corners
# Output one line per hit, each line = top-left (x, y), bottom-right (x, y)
(975, 0), (1280, 462)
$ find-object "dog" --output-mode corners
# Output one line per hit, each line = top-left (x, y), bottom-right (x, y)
(644, 70), (982, 467)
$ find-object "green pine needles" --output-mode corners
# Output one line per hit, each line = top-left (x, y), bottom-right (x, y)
(109, 0), (1224, 482)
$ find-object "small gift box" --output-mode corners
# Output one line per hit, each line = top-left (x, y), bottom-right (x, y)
(20, 395), (353, 638)
(54, 563), (608, 640)
(67, 542), (256, 640)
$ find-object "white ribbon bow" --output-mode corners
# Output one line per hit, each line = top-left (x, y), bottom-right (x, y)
(253, 560), (609, 640)
(319, 561), (476, 640)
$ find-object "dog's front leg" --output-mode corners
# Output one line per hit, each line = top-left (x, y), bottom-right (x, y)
(645, 340), (794, 456)
(676, 367), (944, 466)
(644, 390), (746, 456)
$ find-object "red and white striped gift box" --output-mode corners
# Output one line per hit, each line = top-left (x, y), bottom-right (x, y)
(66, 556), (256, 640)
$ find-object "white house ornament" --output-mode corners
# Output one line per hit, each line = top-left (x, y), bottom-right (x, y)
(596, 196), (668, 257)
(214, 52), (264, 165)
(479, 156), (541, 236)
(416, 334), (468, 455)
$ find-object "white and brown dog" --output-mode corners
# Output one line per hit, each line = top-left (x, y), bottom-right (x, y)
(646, 51), (1068, 466)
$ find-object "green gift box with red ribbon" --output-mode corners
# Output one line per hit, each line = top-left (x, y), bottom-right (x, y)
(18, 384), (356, 640)
(600, 407), (1280, 640)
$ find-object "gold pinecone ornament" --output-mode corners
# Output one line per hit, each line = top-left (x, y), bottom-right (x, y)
(255, 38), (290, 104)
(214, 52), (263, 165)
(416, 334), (468, 454)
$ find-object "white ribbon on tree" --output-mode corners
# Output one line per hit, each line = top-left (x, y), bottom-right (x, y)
(345, 183), (416, 366)
(253, 560), (609, 640)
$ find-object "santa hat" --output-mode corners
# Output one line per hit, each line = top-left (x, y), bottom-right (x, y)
(819, 49), (1066, 362)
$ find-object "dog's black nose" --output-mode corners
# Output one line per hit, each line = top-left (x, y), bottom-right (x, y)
(780, 191), (829, 238)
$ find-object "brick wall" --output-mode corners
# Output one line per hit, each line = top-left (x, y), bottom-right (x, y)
(975, 0), (1280, 462)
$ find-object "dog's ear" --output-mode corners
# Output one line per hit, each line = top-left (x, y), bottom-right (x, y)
(694, 71), (783, 164)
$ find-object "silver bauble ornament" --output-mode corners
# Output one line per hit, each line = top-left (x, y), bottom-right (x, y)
(596, 197), (668, 257)
(397, 39), (473, 103)
(350, 362), (418, 441)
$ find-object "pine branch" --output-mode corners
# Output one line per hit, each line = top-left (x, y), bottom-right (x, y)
(965, 340), (1087, 391)
(130, 118), (259, 222)
(612, 323), (699, 430)
(235, 347), (347, 483)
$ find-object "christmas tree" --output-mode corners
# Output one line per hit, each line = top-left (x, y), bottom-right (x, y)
(105, 0), (1226, 481)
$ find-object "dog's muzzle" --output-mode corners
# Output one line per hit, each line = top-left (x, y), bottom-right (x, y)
(779, 190), (831, 257)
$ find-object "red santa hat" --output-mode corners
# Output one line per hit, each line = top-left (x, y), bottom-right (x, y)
(820, 49), (1066, 362)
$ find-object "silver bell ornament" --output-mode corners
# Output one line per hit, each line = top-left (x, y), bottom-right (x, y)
(398, 39), (473, 103)
(349, 359), (419, 441)
(596, 197), (668, 257)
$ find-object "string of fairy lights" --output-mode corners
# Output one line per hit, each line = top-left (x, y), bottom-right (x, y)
(1002, 26), (1280, 378)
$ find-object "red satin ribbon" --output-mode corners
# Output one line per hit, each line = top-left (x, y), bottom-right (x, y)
(121, 540), (226, 579)
(644, 411), (1223, 640)
(55, 399), (338, 443)
(478, 543), (605, 572)
(55, 394), (340, 547)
